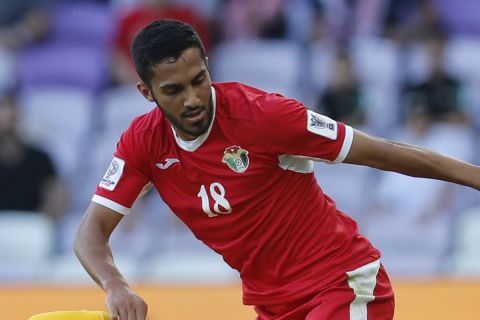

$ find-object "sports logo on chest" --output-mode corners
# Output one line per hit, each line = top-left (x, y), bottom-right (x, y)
(222, 145), (249, 173)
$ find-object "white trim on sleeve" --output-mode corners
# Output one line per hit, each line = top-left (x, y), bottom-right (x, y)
(333, 125), (354, 163)
(278, 154), (314, 173)
(92, 195), (131, 215)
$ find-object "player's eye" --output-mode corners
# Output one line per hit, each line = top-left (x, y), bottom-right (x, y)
(192, 76), (205, 86)
(163, 87), (181, 96)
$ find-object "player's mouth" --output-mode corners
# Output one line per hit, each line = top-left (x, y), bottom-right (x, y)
(183, 108), (206, 124)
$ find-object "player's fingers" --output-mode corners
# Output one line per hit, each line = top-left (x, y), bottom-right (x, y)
(117, 308), (128, 320)
(126, 306), (137, 320)
(107, 306), (119, 320)
(135, 305), (148, 320)
(106, 300), (120, 320)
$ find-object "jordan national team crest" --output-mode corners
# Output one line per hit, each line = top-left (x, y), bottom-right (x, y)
(222, 145), (249, 173)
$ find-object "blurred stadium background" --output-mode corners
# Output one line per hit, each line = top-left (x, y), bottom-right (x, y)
(0, 0), (479, 319)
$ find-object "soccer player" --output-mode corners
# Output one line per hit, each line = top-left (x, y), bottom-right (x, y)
(74, 19), (480, 320)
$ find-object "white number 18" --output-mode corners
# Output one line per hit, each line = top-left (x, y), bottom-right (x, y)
(197, 182), (232, 217)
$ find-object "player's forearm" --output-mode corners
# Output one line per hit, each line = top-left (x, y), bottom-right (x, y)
(374, 140), (480, 190)
(74, 226), (130, 293)
(346, 130), (480, 190)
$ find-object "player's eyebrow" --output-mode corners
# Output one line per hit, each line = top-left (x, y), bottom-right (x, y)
(192, 69), (207, 80)
(159, 83), (181, 90)
(159, 68), (207, 89)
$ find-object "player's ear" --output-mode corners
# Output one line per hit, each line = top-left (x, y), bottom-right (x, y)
(136, 82), (155, 102)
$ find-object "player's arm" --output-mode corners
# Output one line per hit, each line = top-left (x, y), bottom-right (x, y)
(343, 129), (480, 191)
(74, 202), (148, 320)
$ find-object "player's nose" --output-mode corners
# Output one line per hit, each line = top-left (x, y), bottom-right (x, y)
(183, 86), (202, 108)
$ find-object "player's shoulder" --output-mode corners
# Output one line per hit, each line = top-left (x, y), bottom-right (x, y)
(213, 81), (285, 104)
(213, 82), (299, 118)
(213, 81), (266, 98)
(126, 107), (161, 134)
(120, 107), (162, 149)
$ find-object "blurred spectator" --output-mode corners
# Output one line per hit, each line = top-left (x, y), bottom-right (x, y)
(307, 1), (329, 42)
(317, 50), (366, 127)
(322, 0), (357, 43)
(220, 0), (341, 43)
(0, 93), (65, 223)
(382, 0), (444, 44)
(0, 0), (53, 92)
(382, 0), (420, 42)
(221, 0), (287, 40)
(403, 32), (467, 124)
(351, 0), (385, 38)
(0, 0), (51, 51)
(409, 0), (445, 41)
(111, 0), (211, 85)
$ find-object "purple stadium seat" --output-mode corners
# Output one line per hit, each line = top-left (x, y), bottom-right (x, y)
(434, 0), (480, 36)
(18, 43), (109, 92)
(49, 2), (115, 46)
(16, 2), (115, 92)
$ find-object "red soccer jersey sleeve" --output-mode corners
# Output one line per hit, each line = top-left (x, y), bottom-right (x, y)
(255, 93), (353, 162)
(93, 116), (152, 214)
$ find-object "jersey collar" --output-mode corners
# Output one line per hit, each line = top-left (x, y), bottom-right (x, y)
(171, 86), (216, 152)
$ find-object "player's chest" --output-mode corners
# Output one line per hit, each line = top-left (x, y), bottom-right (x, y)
(150, 139), (274, 185)
(148, 138), (279, 219)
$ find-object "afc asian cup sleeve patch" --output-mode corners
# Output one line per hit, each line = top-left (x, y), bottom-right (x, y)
(99, 157), (125, 191)
(306, 109), (338, 140)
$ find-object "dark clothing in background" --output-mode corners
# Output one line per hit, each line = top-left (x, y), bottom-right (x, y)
(405, 73), (462, 121)
(321, 87), (362, 119)
(319, 85), (365, 126)
(0, 145), (56, 211)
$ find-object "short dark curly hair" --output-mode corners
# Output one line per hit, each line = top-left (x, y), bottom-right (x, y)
(131, 19), (206, 86)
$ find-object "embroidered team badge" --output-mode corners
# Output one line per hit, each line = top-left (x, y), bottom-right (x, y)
(222, 145), (249, 173)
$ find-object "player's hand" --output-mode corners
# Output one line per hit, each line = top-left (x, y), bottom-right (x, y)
(105, 284), (148, 320)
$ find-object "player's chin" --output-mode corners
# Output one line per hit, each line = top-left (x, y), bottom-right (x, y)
(181, 120), (209, 137)
(191, 122), (210, 136)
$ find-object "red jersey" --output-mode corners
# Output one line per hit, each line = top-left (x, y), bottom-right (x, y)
(94, 82), (380, 305)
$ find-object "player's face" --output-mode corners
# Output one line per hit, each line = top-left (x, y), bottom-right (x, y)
(137, 47), (213, 141)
